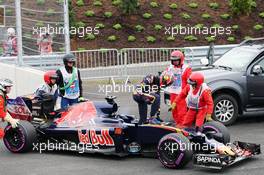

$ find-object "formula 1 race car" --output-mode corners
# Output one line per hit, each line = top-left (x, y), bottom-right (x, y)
(3, 95), (261, 170)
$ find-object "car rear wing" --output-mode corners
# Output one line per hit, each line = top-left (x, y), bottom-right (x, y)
(239, 37), (264, 47)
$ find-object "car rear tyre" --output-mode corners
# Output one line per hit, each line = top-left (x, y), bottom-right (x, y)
(157, 133), (193, 169)
(213, 94), (238, 125)
(202, 121), (230, 144)
(4, 120), (37, 153)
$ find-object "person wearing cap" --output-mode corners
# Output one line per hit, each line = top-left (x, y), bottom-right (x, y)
(3, 28), (17, 56)
(165, 50), (192, 127)
(56, 53), (84, 109)
(0, 79), (19, 139)
(174, 72), (214, 130)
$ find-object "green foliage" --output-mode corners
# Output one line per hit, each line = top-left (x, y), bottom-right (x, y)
(46, 8), (55, 16)
(244, 36), (252, 40)
(93, 1), (103, 6)
(201, 13), (211, 19)
(56, 0), (64, 4)
(75, 21), (86, 28)
(5, 9), (13, 16)
(250, 1), (257, 8)
(169, 3), (178, 9)
(232, 25), (239, 30)
(85, 10), (95, 17)
(76, 0), (84, 7)
(229, 0), (255, 15)
(128, 35), (136, 42)
(143, 13), (152, 19)
(135, 25), (145, 32)
(259, 12), (264, 18)
(104, 11), (113, 18)
(163, 13), (173, 20)
(194, 23), (204, 29)
(150, 1), (159, 8)
(212, 23), (221, 28)
(113, 23), (122, 30)
(0, 47), (3, 55)
(146, 36), (156, 43)
(77, 48), (86, 51)
(154, 24), (163, 31)
(220, 13), (231, 19)
(188, 2), (198, 8)
(120, 0), (139, 14)
(184, 35), (198, 41)
(36, 0), (45, 5)
(227, 36), (236, 42)
(96, 23), (105, 29)
(166, 36), (175, 41)
(205, 36), (216, 42)
(112, 0), (122, 6)
(108, 35), (118, 42)
(85, 34), (96, 40)
(36, 21), (44, 27)
(181, 13), (191, 19)
(253, 24), (263, 31)
(209, 2), (219, 9)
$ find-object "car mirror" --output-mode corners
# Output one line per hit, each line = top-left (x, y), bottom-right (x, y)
(200, 58), (209, 66)
(252, 65), (263, 75)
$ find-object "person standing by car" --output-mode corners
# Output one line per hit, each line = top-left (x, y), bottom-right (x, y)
(133, 72), (174, 124)
(165, 50), (192, 127)
(56, 54), (84, 109)
(0, 79), (19, 139)
(173, 72), (213, 129)
(2, 28), (17, 56)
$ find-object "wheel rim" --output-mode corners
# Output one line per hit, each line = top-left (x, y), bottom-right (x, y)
(214, 99), (234, 123)
(4, 126), (25, 152)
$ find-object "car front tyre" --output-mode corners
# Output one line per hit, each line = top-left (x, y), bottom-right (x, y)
(213, 94), (239, 126)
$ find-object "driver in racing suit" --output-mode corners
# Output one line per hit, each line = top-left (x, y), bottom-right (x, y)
(133, 72), (174, 124)
(174, 72), (214, 130)
(0, 79), (19, 139)
(165, 50), (192, 127)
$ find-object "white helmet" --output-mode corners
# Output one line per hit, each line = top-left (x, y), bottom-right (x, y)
(7, 28), (16, 37)
(0, 79), (13, 92)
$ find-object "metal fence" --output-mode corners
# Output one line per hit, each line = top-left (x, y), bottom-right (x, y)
(0, 44), (238, 79)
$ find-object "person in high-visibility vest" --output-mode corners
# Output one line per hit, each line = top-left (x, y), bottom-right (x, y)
(0, 79), (19, 139)
(56, 54), (84, 109)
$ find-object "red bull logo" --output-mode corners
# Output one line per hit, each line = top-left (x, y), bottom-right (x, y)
(78, 129), (114, 146)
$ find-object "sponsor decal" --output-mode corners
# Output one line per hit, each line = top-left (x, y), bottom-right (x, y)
(196, 155), (221, 164)
(127, 142), (141, 153)
(78, 129), (114, 146)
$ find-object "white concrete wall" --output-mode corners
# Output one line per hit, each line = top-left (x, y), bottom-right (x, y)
(0, 62), (44, 98)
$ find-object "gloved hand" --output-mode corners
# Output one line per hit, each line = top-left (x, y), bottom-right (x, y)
(78, 97), (85, 102)
(171, 102), (177, 111)
(4, 114), (19, 128)
(206, 114), (213, 122)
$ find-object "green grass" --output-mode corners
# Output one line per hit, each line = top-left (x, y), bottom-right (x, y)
(169, 3), (178, 9)
(85, 10), (95, 17)
(166, 36), (175, 41)
(112, 0), (122, 6)
(154, 24), (163, 31)
(93, 1), (103, 6)
(96, 23), (105, 29)
(181, 13), (191, 19)
(194, 23), (204, 29)
(205, 36), (216, 42)
(254, 24), (263, 31)
(143, 13), (152, 19)
(128, 35), (136, 42)
(108, 35), (117, 42)
(232, 25), (239, 30)
(209, 2), (219, 9)
(146, 36), (156, 43)
(135, 25), (145, 32)
(104, 11), (113, 18)
(259, 12), (264, 18)
(184, 35), (198, 41)
(227, 36), (235, 42)
(220, 13), (231, 19)
(76, 0), (84, 7)
(150, 1), (159, 8)
(85, 34), (96, 40)
(188, 2), (198, 8)
(212, 23), (221, 28)
(201, 13), (211, 19)
(113, 23), (122, 30)
(163, 13), (173, 20)
(75, 21), (86, 28)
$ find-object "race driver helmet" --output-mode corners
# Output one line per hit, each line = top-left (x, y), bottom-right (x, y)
(170, 50), (185, 67)
(44, 70), (58, 85)
(160, 71), (174, 87)
(0, 78), (13, 92)
(187, 72), (204, 89)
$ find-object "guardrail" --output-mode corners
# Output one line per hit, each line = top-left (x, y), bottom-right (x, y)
(0, 44), (238, 79)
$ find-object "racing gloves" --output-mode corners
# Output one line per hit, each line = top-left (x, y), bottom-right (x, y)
(4, 114), (19, 128)
(206, 114), (213, 122)
(170, 102), (177, 111)
(78, 97), (85, 102)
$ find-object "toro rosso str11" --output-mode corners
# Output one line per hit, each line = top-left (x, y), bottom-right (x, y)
(3, 95), (261, 170)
